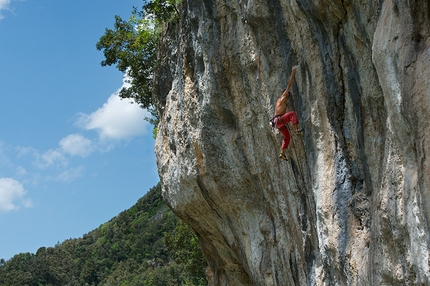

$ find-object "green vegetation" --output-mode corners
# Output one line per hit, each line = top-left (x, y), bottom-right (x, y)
(165, 221), (207, 285)
(96, 0), (180, 134)
(96, 14), (158, 109)
(1, 2), (206, 284)
(0, 183), (207, 286)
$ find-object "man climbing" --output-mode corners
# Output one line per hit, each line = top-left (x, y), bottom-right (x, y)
(272, 65), (302, 161)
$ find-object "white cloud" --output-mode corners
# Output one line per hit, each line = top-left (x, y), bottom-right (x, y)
(16, 146), (67, 169)
(0, 178), (32, 212)
(0, 0), (10, 20)
(2, 80), (151, 190)
(56, 166), (85, 182)
(16, 146), (36, 158)
(0, 141), (10, 165)
(15, 166), (26, 177)
(15, 142), (84, 184)
(77, 93), (149, 140)
(36, 149), (67, 169)
(0, 0), (10, 10)
(59, 134), (93, 157)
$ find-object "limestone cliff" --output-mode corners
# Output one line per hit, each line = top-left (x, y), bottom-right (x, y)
(154, 0), (430, 285)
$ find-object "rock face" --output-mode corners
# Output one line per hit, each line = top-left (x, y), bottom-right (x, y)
(154, 0), (430, 285)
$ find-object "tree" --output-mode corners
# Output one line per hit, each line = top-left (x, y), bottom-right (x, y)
(96, 15), (159, 109)
(96, 0), (180, 133)
(135, 0), (180, 23)
(165, 220), (207, 285)
(0, 183), (207, 285)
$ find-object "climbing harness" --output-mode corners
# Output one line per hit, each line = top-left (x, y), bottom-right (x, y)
(269, 114), (282, 127)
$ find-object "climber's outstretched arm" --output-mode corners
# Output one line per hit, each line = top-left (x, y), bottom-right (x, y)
(281, 65), (299, 99)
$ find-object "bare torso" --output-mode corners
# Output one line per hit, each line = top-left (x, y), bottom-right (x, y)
(274, 94), (289, 116)
(274, 65), (298, 116)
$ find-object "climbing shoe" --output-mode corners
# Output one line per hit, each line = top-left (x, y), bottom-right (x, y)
(279, 153), (288, 161)
(295, 128), (303, 135)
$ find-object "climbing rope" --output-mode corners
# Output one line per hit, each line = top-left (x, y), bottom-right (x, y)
(257, 48), (261, 80)
(285, 122), (306, 189)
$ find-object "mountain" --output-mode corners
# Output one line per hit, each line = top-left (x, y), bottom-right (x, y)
(0, 183), (207, 286)
(153, 0), (430, 285)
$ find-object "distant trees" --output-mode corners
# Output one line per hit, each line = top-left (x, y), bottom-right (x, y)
(165, 220), (207, 285)
(0, 183), (208, 286)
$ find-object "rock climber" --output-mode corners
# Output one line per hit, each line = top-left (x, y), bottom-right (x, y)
(271, 65), (302, 161)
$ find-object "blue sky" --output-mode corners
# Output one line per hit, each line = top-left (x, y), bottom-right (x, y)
(0, 0), (159, 261)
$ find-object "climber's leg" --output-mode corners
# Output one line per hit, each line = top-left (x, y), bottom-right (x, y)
(278, 127), (290, 161)
(293, 123), (303, 134)
(280, 128), (291, 149)
(282, 111), (302, 134)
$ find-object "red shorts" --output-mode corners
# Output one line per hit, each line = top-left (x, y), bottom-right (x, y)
(274, 111), (298, 149)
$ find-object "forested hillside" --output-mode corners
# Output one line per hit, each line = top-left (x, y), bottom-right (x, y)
(0, 183), (207, 286)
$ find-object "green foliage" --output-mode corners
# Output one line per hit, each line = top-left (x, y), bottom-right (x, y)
(96, 0), (180, 134)
(146, 106), (159, 139)
(96, 15), (159, 109)
(0, 183), (207, 286)
(135, 0), (181, 23)
(165, 220), (207, 285)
